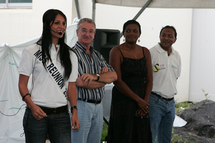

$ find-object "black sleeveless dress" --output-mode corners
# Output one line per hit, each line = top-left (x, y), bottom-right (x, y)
(107, 47), (152, 143)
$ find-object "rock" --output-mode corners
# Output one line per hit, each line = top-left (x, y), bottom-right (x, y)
(173, 100), (215, 143)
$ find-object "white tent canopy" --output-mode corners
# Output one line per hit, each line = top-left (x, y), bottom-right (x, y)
(96, 0), (215, 8)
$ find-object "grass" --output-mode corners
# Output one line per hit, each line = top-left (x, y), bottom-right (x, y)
(175, 101), (196, 113)
(101, 123), (108, 142)
(171, 129), (195, 143)
(101, 101), (196, 143)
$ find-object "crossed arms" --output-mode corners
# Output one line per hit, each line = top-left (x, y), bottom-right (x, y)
(76, 66), (117, 89)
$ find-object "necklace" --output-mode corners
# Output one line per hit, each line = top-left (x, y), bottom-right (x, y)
(130, 52), (137, 59)
(124, 45), (137, 59)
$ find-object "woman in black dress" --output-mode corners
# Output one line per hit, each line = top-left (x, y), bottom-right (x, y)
(107, 20), (153, 143)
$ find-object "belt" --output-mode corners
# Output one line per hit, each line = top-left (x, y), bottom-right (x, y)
(151, 92), (174, 101)
(78, 98), (101, 104)
(33, 105), (68, 115)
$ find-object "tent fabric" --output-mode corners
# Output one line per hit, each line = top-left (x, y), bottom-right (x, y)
(96, 0), (215, 8)
(0, 23), (78, 143)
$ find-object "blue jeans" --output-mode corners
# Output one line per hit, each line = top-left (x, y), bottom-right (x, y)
(23, 108), (71, 143)
(71, 100), (103, 143)
(149, 93), (175, 143)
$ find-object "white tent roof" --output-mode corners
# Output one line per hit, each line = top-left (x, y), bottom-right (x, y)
(96, 0), (215, 8)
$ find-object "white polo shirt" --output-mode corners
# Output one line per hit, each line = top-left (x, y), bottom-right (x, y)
(150, 43), (181, 98)
(19, 44), (78, 108)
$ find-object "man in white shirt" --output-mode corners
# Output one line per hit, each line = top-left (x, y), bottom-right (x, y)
(149, 25), (181, 143)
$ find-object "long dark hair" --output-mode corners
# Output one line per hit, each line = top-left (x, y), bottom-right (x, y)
(36, 9), (72, 80)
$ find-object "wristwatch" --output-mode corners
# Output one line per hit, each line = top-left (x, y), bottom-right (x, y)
(96, 74), (100, 81)
(71, 106), (77, 113)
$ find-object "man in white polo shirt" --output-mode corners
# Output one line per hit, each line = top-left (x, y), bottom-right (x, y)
(149, 25), (181, 143)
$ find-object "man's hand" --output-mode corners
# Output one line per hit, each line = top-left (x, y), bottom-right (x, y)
(81, 74), (97, 85)
(81, 66), (108, 84)
(102, 66), (108, 73)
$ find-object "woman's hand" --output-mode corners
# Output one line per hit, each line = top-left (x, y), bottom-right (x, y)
(30, 104), (47, 120)
(137, 109), (148, 117)
(71, 113), (80, 130)
(137, 98), (149, 115)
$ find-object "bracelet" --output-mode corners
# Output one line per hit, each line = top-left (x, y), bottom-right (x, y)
(22, 93), (31, 101)
(71, 106), (77, 113)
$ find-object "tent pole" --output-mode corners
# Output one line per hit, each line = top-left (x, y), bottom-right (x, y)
(120, 0), (153, 37)
(92, 0), (96, 21)
(133, 0), (153, 20)
(74, 0), (81, 19)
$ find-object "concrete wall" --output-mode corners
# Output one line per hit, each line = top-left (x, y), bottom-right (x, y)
(189, 9), (215, 102)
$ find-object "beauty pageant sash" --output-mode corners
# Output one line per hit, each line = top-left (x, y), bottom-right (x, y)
(29, 45), (68, 99)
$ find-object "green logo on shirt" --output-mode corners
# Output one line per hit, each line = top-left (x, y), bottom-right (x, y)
(172, 65), (178, 69)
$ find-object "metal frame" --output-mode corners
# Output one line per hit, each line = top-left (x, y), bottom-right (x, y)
(74, 0), (81, 19)
(74, 0), (153, 23)
(120, 0), (153, 37)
